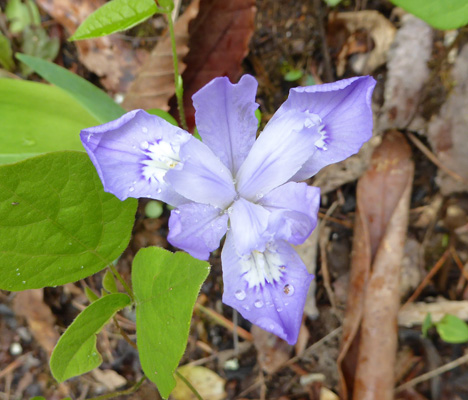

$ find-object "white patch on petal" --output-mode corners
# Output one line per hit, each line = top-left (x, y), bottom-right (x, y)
(304, 112), (328, 150)
(141, 140), (183, 182)
(240, 242), (285, 289)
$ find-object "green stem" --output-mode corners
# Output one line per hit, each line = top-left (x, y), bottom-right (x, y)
(109, 264), (135, 302)
(88, 376), (146, 400)
(175, 370), (204, 400)
(166, 11), (188, 131)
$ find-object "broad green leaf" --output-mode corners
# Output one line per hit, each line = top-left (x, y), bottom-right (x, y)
(422, 312), (432, 338)
(284, 69), (303, 82)
(389, 0), (468, 30)
(5, 0), (40, 33)
(16, 54), (125, 123)
(0, 79), (99, 165)
(50, 293), (131, 382)
(85, 286), (100, 303)
(0, 33), (14, 71)
(70, 0), (159, 41)
(133, 247), (210, 399)
(435, 314), (468, 343)
(0, 151), (137, 291)
(146, 108), (178, 127)
(103, 270), (118, 294)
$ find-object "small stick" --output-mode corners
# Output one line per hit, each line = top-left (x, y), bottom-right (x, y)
(175, 370), (203, 400)
(395, 351), (468, 393)
(402, 247), (452, 308)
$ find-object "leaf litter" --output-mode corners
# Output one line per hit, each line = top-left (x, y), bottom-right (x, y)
(3, 1), (468, 399)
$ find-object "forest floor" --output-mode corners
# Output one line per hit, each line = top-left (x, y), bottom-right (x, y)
(1, 0), (468, 399)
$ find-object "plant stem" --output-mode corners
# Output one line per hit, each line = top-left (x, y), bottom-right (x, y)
(109, 264), (135, 302)
(88, 376), (146, 400)
(113, 316), (137, 350)
(166, 11), (188, 131)
(175, 370), (204, 400)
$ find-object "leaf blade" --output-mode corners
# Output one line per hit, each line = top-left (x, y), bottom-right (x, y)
(70, 0), (158, 40)
(16, 53), (125, 123)
(50, 293), (131, 382)
(0, 151), (137, 290)
(133, 247), (210, 399)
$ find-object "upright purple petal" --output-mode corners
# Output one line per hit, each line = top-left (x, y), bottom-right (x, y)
(229, 197), (271, 255)
(222, 234), (314, 345)
(235, 108), (322, 201)
(165, 138), (237, 209)
(80, 109), (190, 206)
(193, 75), (259, 175)
(260, 182), (320, 245)
(271, 76), (376, 181)
(168, 203), (228, 260)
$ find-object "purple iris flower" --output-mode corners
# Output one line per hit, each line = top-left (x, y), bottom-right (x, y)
(80, 74), (375, 344)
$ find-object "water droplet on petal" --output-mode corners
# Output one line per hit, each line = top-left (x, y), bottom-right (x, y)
(174, 209), (181, 214)
(234, 290), (246, 301)
(142, 127), (148, 133)
(242, 305), (250, 311)
(283, 284), (295, 296)
(227, 207), (233, 215)
(87, 133), (93, 142)
(276, 307), (283, 312)
(256, 193), (264, 200)
(156, 188), (162, 194)
(254, 300), (263, 308)
(129, 186), (135, 192)
(141, 141), (149, 150)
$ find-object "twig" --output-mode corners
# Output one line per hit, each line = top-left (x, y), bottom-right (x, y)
(319, 226), (337, 311)
(318, 211), (353, 229)
(451, 247), (468, 281)
(87, 376), (146, 400)
(313, 0), (334, 82)
(406, 132), (468, 185)
(113, 316), (137, 350)
(401, 247), (452, 309)
(0, 353), (29, 379)
(395, 351), (468, 393)
(175, 370), (204, 400)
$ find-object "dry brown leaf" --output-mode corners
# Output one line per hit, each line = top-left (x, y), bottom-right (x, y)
(169, 0), (256, 130)
(91, 368), (127, 391)
(36, 0), (148, 93)
(122, 0), (200, 111)
(427, 44), (468, 194)
(12, 289), (59, 356)
(379, 14), (433, 131)
(330, 11), (396, 77)
(337, 131), (414, 400)
(252, 325), (292, 375)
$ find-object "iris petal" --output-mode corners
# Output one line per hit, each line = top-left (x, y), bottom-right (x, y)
(221, 234), (314, 345)
(80, 109), (190, 206)
(168, 203), (228, 260)
(193, 75), (259, 175)
(260, 182), (320, 245)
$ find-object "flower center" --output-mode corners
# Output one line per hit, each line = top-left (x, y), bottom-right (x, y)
(140, 139), (181, 182)
(239, 243), (285, 289)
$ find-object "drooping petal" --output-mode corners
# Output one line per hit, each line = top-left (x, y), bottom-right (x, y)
(193, 75), (259, 175)
(80, 109), (190, 205)
(168, 203), (228, 260)
(236, 108), (322, 201)
(270, 76), (376, 181)
(165, 138), (237, 209)
(260, 182), (320, 245)
(221, 234), (314, 345)
(229, 197), (271, 255)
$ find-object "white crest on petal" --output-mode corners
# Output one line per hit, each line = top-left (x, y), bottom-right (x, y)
(304, 111), (328, 150)
(141, 139), (184, 183)
(240, 242), (285, 289)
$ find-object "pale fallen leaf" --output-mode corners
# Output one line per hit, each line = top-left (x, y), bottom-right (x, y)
(331, 11), (396, 76)
(91, 368), (127, 391)
(427, 44), (468, 194)
(172, 365), (226, 400)
(379, 14), (433, 131)
(122, 0), (200, 111)
(321, 386), (340, 400)
(398, 298), (468, 328)
(12, 289), (59, 356)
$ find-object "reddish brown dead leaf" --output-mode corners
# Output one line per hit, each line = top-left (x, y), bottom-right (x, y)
(36, 0), (148, 93)
(12, 289), (59, 356)
(252, 325), (292, 375)
(123, 0), (200, 111)
(427, 44), (468, 194)
(337, 131), (414, 400)
(169, 0), (256, 130)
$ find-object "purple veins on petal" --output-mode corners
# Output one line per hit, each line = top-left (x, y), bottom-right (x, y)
(80, 109), (191, 206)
(222, 233), (314, 345)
